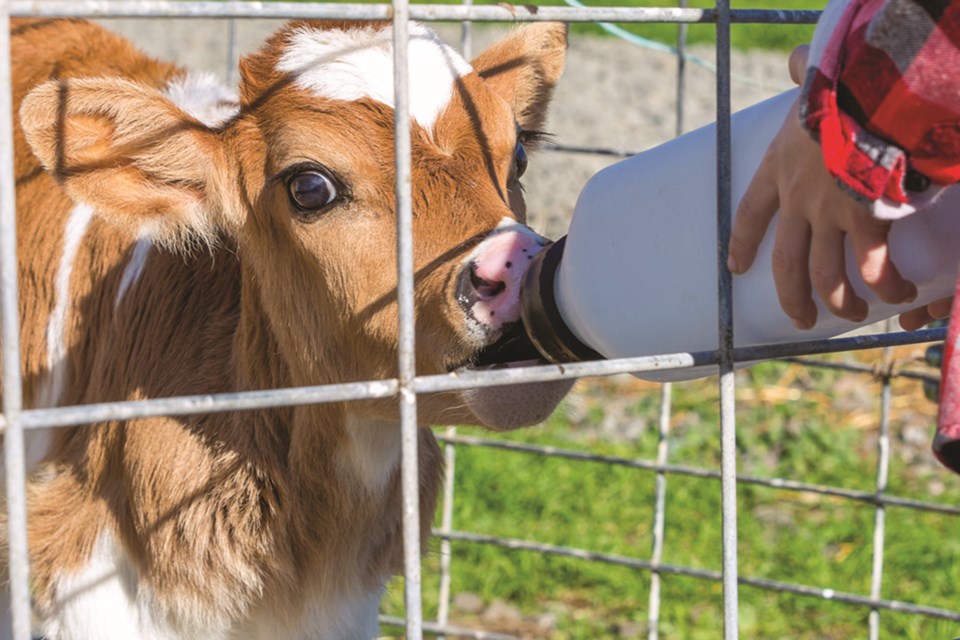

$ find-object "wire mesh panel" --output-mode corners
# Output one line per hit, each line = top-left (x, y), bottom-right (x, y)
(1, 2), (957, 640)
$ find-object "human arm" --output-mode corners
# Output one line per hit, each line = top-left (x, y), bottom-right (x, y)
(728, 45), (916, 329)
(727, 0), (960, 330)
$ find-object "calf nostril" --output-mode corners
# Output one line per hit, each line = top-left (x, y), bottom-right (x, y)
(470, 263), (506, 299)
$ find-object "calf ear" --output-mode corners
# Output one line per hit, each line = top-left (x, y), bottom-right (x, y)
(470, 22), (567, 132)
(20, 77), (235, 248)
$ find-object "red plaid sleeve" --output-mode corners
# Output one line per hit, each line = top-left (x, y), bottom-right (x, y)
(800, 0), (960, 208)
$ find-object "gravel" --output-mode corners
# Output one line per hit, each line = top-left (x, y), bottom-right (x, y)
(96, 18), (793, 239)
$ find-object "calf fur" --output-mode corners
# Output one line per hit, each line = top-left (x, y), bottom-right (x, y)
(4, 18), (570, 639)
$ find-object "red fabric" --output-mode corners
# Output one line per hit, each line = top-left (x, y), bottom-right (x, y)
(801, 0), (960, 204)
(806, 69), (909, 202)
(807, 0), (960, 476)
(935, 290), (960, 473)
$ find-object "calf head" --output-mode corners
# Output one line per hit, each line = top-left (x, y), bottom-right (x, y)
(19, 20), (573, 430)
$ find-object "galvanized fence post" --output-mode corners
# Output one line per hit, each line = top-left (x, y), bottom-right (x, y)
(647, 382), (673, 640)
(0, 3), (31, 638)
(869, 320), (895, 639)
(714, 0), (740, 637)
(390, 1), (425, 636)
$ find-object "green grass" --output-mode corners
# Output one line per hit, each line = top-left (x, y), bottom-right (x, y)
(380, 356), (960, 638)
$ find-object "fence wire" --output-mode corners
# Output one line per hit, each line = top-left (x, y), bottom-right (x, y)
(0, 3), (28, 639)
(1, 3), (956, 640)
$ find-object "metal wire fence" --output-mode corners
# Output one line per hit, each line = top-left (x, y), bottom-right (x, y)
(0, 2), (955, 640)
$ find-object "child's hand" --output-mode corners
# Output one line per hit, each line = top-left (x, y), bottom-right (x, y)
(899, 297), (952, 331)
(726, 45), (918, 329)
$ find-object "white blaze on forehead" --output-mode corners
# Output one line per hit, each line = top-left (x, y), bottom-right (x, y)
(276, 22), (473, 131)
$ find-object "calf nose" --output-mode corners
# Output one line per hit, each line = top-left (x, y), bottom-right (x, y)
(457, 224), (548, 335)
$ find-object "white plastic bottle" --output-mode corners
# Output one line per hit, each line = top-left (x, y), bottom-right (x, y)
(520, 89), (960, 381)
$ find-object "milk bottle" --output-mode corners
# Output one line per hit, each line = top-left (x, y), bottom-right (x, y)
(519, 89), (960, 381)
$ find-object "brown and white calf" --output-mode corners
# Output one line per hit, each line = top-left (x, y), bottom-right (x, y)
(4, 17), (570, 639)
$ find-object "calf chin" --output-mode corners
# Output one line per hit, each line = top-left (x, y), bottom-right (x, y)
(463, 375), (574, 431)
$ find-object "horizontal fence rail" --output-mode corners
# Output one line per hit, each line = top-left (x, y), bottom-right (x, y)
(435, 433), (960, 516)
(10, 328), (945, 430)
(9, 1), (821, 24)
(435, 531), (960, 622)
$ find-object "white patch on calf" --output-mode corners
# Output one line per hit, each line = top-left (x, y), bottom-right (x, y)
(42, 531), (175, 640)
(115, 236), (154, 308)
(163, 71), (239, 128)
(0, 426), (56, 494)
(276, 22), (473, 131)
(7, 204), (93, 482)
(291, 583), (384, 640)
(340, 414), (401, 496)
(38, 202), (95, 410)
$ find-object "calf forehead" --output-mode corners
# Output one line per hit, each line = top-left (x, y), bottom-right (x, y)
(276, 22), (473, 132)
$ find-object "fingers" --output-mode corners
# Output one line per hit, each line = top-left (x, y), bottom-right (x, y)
(730, 42), (928, 334)
(788, 45), (810, 85)
(898, 307), (933, 331)
(771, 214), (817, 329)
(928, 297), (953, 319)
(809, 225), (867, 322)
(898, 297), (953, 331)
(782, 205), (920, 328)
(728, 151), (780, 275)
(848, 220), (917, 306)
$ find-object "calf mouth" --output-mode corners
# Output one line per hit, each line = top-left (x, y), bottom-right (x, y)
(466, 320), (544, 369)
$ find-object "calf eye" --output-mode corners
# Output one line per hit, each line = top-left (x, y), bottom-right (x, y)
(287, 169), (339, 215)
(515, 141), (528, 178)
